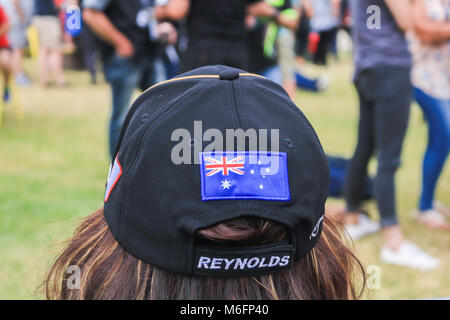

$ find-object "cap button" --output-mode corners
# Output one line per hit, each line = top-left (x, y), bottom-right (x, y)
(219, 70), (240, 81)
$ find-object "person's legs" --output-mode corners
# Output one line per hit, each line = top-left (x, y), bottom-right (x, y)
(277, 31), (297, 99)
(0, 49), (11, 78)
(373, 96), (411, 229)
(373, 95), (411, 249)
(0, 49), (12, 101)
(314, 29), (334, 66)
(37, 47), (50, 86)
(33, 16), (52, 86)
(295, 71), (323, 92)
(353, 67), (411, 249)
(294, 8), (310, 65)
(344, 85), (375, 217)
(49, 49), (66, 86)
(414, 87), (450, 211)
(46, 16), (65, 86)
(103, 55), (142, 157)
(9, 24), (30, 85)
(80, 26), (99, 84)
(11, 48), (24, 74)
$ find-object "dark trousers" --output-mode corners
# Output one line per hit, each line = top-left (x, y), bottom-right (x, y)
(103, 54), (155, 158)
(313, 28), (337, 66)
(344, 66), (412, 227)
(180, 39), (249, 73)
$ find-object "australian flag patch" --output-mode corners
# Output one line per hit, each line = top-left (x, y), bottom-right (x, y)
(199, 151), (290, 201)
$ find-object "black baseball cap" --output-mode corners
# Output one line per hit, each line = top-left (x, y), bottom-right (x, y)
(103, 65), (329, 277)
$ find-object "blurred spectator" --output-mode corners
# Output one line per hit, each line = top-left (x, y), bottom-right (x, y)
(164, 0), (285, 73)
(309, 0), (341, 65)
(344, 0), (439, 270)
(0, 2), (11, 102)
(275, 1), (299, 98)
(0, 0), (33, 86)
(294, 0), (312, 64)
(32, 0), (66, 87)
(409, 0), (450, 229)
(78, 24), (99, 84)
(247, 1), (327, 96)
(82, 0), (177, 157)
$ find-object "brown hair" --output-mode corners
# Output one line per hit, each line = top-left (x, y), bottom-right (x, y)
(43, 207), (365, 300)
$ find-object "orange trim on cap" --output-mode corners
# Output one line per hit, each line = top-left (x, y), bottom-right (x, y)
(144, 75), (220, 93)
(143, 73), (266, 93)
(239, 73), (266, 79)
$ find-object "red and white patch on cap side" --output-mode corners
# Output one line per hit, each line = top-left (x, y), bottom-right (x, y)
(104, 155), (122, 202)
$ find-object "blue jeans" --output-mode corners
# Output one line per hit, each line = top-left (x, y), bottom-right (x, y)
(103, 54), (156, 158)
(414, 87), (450, 211)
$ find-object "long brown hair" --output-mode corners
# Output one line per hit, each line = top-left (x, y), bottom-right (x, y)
(43, 207), (365, 300)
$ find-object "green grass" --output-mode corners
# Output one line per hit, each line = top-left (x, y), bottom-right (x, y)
(0, 58), (448, 299)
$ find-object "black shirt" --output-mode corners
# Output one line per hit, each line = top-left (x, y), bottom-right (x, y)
(187, 0), (261, 43)
(34, 0), (57, 16)
(247, 0), (292, 73)
(83, 0), (157, 59)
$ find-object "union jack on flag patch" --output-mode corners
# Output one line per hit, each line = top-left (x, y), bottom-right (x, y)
(204, 155), (245, 176)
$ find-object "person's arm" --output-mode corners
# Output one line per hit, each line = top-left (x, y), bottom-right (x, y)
(384, 0), (412, 32)
(0, 22), (10, 37)
(0, 8), (10, 37)
(12, 0), (26, 24)
(247, 1), (276, 18)
(302, 0), (314, 19)
(82, 7), (134, 57)
(412, 0), (450, 43)
(155, 0), (190, 20)
(331, 0), (341, 18)
(247, 1), (299, 30)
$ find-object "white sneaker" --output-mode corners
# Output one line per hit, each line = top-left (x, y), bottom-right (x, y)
(380, 242), (439, 270)
(344, 214), (380, 240)
(317, 75), (329, 91)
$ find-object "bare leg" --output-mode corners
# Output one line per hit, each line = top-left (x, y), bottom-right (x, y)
(382, 225), (405, 251)
(38, 47), (50, 86)
(11, 48), (24, 75)
(0, 49), (11, 80)
(49, 49), (66, 86)
(283, 79), (297, 101)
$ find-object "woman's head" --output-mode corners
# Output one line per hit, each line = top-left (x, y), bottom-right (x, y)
(44, 207), (365, 300)
(44, 66), (365, 299)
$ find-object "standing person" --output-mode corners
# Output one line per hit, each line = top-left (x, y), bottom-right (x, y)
(162, 0), (289, 73)
(309, 0), (341, 66)
(43, 65), (365, 300)
(245, 0), (300, 98)
(294, 0), (312, 65)
(344, 0), (439, 270)
(246, 5), (326, 95)
(0, 0), (34, 86)
(32, 0), (66, 87)
(409, 0), (450, 229)
(82, 0), (177, 158)
(0, 2), (11, 102)
(274, 0), (300, 99)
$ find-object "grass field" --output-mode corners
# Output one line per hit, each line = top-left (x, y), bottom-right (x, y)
(0, 58), (448, 299)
